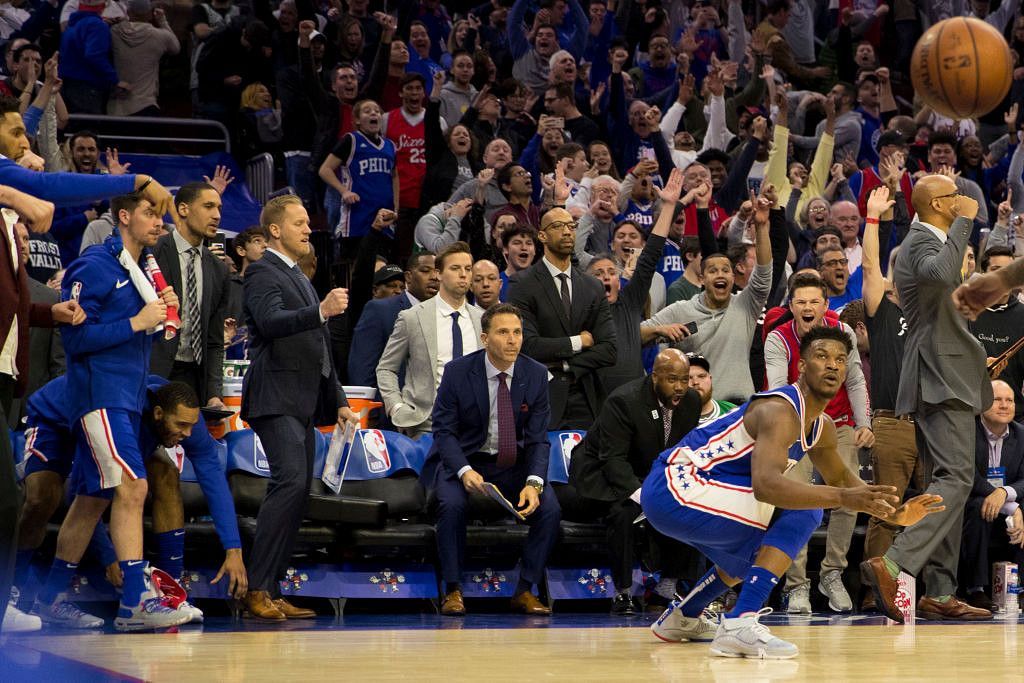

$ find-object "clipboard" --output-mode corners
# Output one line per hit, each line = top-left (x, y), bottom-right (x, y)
(484, 483), (527, 521)
(321, 422), (358, 494)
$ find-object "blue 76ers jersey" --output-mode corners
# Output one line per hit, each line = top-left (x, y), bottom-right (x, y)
(654, 383), (825, 530)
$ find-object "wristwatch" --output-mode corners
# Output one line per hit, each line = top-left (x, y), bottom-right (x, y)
(527, 481), (544, 495)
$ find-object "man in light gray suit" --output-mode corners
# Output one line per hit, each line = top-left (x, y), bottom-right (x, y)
(377, 242), (482, 439)
(861, 174), (995, 622)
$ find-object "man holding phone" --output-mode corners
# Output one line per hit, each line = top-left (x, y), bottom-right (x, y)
(149, 181), (231, 413)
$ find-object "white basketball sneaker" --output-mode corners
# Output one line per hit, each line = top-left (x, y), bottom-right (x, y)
(114, 589), (191, 632)
(709, 608), (799, 659)
(3, 602), (42, 633)
(651, 599), (717, 642)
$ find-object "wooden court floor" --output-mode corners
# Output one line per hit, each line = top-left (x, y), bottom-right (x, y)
(4, 614), (1023, 682)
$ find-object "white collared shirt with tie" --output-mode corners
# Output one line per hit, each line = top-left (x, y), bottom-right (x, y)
(435, 297), (478, 389)
(540, 256), (582, 370)
(455, 354), (544, 487)
(172, 229), (204, 363)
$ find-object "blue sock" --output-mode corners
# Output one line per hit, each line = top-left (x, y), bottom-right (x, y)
(38, 558), (78, 606)
(679, 567), (730, 618)
(120, 560), (149, 606)
(13, 549), (35, 589)
(88, 521), (118, 569)
(726, 567), (779, 618)
(156, 529), (186, 578)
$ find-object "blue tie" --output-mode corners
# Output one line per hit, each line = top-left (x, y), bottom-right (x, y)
(451, 311), (463, 359)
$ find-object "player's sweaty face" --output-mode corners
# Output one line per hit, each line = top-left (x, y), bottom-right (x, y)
(801, 339), (847, 398)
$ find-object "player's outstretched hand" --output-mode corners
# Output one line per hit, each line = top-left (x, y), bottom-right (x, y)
(211, 548), (248, 599)
(885, 493), (945, 527)
(839, 484), (899, 517)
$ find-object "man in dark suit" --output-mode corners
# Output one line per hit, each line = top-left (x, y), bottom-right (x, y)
(240, 195), (359, 622)
(424, 302), (560, 616)
(570, 349), (702, 614)
(961, 380), (1024, 610)
(346, 251), (438, 387)
(507, 207), (616, 430)
(149, 182), (231, 408)
(862, 174), (995, 622)
(7, 220), (64, 429)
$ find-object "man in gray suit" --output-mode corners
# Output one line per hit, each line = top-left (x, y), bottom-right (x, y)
(377, 241), (482, 439)
(861, 174), (995, 622)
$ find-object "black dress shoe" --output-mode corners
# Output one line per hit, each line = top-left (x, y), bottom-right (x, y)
(966, 591), (996, 612)
(644, 592), (670, 613)
(610, 593), (635, 615)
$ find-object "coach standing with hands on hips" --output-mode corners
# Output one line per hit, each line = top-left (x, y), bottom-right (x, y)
(240, 195), (359, 622)
(861, 174), (994, 622)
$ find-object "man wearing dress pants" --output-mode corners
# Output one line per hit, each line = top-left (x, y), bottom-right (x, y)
(240, 195), (358, 622)
(423, 303), (560, 616)
(861, 175), (994, 621)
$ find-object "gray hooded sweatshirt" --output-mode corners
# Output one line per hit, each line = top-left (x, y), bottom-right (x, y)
(641, 262), (772, 401)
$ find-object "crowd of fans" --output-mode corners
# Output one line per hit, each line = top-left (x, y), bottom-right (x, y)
(5, 0), (1024, 629)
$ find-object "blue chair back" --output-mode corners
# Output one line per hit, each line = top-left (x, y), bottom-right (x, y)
(341, 429), (425, 481)
(9, 429), (25, 466)
(225, 429), (270, 477)
(546, 431), (585, 484)
(312, 428), (332, 478)
(180, 439), (228, 483)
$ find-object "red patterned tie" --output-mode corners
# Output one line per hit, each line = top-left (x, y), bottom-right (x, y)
(496, 372), (517, 468)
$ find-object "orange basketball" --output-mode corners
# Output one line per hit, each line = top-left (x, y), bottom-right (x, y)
(910, 16), (1013, 120)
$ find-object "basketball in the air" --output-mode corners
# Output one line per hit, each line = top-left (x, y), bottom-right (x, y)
(910, 16), (1012, 120)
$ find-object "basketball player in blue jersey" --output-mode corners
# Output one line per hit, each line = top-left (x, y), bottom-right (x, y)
(319, 99), (399, 249)
(642, 326), (945, 659)
(15, 376), (246, 627)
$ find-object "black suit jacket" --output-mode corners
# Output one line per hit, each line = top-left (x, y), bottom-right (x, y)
(507, 260), (617, 428)
(570, 376), (701, 502)
(241, 250), (347, 424)
(972, 418), (1024, 502)
(149, 231), (231, 403)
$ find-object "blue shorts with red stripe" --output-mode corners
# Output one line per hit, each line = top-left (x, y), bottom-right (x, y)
(22, 419), (76, 479)
(641, 464), (821, 579)
(70, 409), (146, 499)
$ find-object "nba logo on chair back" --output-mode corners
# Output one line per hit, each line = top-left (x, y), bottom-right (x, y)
(559, 432), (582, 471)
(362, 430), (391, 473)
(253, 435), (270, 473)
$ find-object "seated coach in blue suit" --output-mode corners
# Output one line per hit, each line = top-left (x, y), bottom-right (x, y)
(422, 302), (561, 616)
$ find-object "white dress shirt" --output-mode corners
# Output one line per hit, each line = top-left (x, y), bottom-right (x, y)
(918, 219), (949, 244)
(435, 296), (478, 388)
(456, 354), (544, 486)
(172, 229), (204, 363)
(541, 256), (582, 355)
(0, 209), (19, 378)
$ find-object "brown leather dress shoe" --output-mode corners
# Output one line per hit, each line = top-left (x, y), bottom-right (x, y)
(273, 598), (316, 619)
(917, 596), (993, 621)
(243, 590), (286, 622)
(510, 591), (552, 615)
(859, 557), (902, 623)
(441, 589), (466, 616)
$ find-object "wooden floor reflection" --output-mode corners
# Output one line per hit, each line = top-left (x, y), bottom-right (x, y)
(8, 616), (1024, 682)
